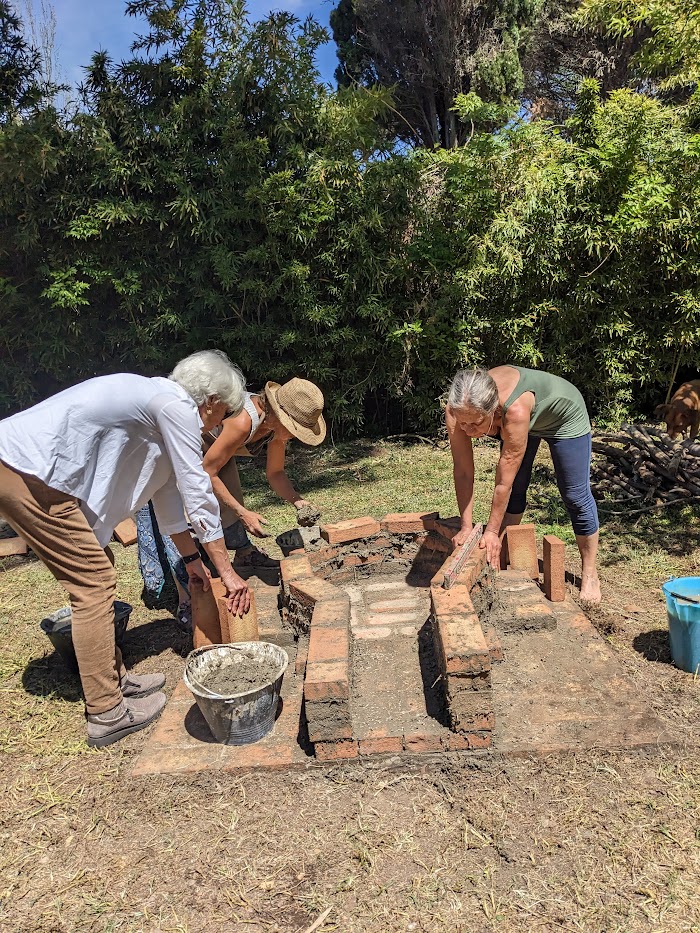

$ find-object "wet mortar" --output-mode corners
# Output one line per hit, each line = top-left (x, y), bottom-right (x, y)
(197, 652), (282, 696)
(296, 503), (321, 527)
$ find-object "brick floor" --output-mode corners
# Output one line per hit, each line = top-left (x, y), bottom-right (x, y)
(133, 555), (675, 777)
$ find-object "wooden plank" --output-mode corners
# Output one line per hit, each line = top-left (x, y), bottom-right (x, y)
(113, 518), (138, 547)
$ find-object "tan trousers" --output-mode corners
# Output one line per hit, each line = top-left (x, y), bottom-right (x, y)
(0, 462), (124, 713)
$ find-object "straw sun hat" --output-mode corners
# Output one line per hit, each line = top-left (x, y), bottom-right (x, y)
(264, 378), (326, 446)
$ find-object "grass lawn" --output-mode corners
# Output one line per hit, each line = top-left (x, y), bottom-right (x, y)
(1, 439), (699, 932)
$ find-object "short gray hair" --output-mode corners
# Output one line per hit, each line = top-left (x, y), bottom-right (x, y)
(448, 368), (499, 416)
(170, 350), (246, 414)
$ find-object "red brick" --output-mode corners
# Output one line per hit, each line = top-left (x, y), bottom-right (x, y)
(314, 739), (359, 761)
(447, 690), (494, 732)
(403, 732), (443, 754)
(295, 636), (309, 676)
(442, 732), (471, 751)
(221, 744), (297, 771)
(280, 555), (312, 590)
(437, 622), (490, 673)
(483, 625), (504, 663)
(359, 735), (403, 755)
(431, 587), (490, 675)
(445, 670), (491, 691)
(344, 552), (385, 568)
(320, 517), (381, 545)
(113, 518), (138, 547)
(307, 626), (349, 664)
(311, 599), (351, 627)
(216, 588), (258, 643)
(424, 533), (451, 554)
(430, 583), (474, 621)
(368, 598), (420, 613)
(459, 548), (489, 589)
(380, 512), (439, 534)
(543, 534), (566, 602)
(467, 732), (492, 749)
(191, 579), (223, 649)
(0, 536), (28, 557)
(443, 729), (492, 750)
(505, 524), (539, 579)
(427, 516), (461, 541)
(304, 660), (350, 701)
(289, 577), (343, 607)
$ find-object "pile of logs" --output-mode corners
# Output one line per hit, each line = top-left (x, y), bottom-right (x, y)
(591, 424), (700, 514)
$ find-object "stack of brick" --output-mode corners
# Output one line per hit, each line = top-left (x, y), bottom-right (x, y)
(303, 512), (449, 584)
(429, 541), (494, 749)
(282, 564), (354, 761)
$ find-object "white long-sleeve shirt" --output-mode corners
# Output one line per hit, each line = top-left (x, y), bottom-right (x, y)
(0, 374), (222, 547)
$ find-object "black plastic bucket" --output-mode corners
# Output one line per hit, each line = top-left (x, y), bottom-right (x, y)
(40, 601), (133, 674)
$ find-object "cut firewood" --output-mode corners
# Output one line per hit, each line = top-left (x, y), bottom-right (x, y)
(592, 423), (700, 512)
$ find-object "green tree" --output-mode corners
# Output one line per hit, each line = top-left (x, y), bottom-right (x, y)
(330, 0), (537, 147)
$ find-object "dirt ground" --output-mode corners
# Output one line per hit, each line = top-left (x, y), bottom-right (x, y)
(1, 440), (700, 932)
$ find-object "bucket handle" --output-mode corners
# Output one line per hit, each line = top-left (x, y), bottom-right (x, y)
(663, 576), (700, 605)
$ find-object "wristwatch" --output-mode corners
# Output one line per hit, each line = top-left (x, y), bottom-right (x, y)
(182, 552), (201, 565)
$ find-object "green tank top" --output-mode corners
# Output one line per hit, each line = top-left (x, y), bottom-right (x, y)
(501, 367), (591, 439)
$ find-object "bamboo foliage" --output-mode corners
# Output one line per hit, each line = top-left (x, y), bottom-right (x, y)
(0, 0), (699, 434)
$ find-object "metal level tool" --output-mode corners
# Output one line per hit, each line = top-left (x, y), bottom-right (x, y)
(442, 523), (484, 590)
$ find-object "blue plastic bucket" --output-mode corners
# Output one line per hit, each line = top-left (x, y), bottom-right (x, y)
(661, 577), (700, 675)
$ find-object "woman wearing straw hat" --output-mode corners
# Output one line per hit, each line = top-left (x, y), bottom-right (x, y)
(202, 377), (326, 568)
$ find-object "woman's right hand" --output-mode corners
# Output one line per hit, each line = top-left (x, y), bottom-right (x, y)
(240, 508), (269, 538)
(221, 569), (251, 617)
(451, 526), (473, 550)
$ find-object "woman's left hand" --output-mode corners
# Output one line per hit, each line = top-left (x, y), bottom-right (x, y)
(185, 557), (212, 588)
(479, 529), (502, 566)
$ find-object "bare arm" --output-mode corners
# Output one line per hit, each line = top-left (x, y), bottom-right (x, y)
(446, 405), (476, 547)
(480, 401), (530, 564)
(170, 530), (250, 616)
(202, 417), (268, 538)
(265, 436), (303, 505)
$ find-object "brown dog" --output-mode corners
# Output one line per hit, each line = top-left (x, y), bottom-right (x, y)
(655, 380), (700, 440)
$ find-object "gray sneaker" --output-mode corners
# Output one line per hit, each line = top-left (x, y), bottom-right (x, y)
(121, 671), (166, 698)
(86, 692), (166, 748)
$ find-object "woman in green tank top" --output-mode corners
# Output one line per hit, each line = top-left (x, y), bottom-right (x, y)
(445, 365), (600, 603)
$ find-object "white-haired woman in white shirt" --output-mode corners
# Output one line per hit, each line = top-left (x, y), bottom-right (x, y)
(0, 350), (250, 748)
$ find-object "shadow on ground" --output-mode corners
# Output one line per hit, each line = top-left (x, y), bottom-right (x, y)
(22, 617), (191, 700)
(633, 629), (673, 665)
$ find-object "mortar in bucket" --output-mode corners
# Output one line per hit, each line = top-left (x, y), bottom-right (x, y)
(661, 577), (700, 675)
(183, 642), (288, 745)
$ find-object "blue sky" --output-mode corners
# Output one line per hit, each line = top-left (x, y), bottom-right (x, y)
(26, 0), (339, 90)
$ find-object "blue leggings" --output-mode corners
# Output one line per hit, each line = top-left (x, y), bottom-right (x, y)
(507, 433), (599, 536)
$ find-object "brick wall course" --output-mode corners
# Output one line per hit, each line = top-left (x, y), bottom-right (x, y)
(359, 735), (403, 755)
(304, 660), (350, 701)
(380, 512), (439, 534)
(321, 517), (381, 545)
(314, 738), (359, 761)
